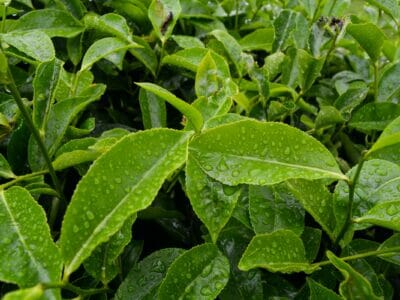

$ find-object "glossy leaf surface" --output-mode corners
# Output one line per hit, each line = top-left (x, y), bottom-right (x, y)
(327, 251), (382, 300)
(148, 0), (181, 43)
(158, 243), (230, 299)
(0, 187), (61, 299)
(115, 248), (185, 300)
(249, 184), (304, 235)
(238, 230), (318, 273)
(189, 120), (347, 186)
(377, 62), (400, 103)
(11, 9), (84, 38)
(349, 103), (400, 131)
(307, 278), (343, 300)
(186, 156), (241, 243)
(368, 115), (400, 156)
(139, 87), (167, 129)
(60, 129), (192, 276)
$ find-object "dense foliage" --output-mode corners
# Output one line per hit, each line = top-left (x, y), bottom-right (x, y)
(0, 0), (400, 299)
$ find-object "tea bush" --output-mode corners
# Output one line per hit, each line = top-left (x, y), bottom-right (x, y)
(0, 0), (400, 299)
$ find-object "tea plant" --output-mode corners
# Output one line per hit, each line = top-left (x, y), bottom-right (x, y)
(0, 0), (400, 299)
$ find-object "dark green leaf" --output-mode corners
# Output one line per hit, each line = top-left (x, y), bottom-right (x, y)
(307, 278), (343, 300)
(349, 103), (400, 131)
(273, 10), (308, 52)
(377, 62), (400, 103)
(378, 234), (400, 265)
(158, 243), (230, 299)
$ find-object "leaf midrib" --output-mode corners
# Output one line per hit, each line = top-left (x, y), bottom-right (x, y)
(65, 133), (189, 274)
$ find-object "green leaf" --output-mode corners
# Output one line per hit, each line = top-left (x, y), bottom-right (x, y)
(273, 10), (308, 52)
(195, 51), (220, 98)
(60, 129), (192, 276)
(83, 13), (131, 41)
(139, 87), (167, 129)
(136, 82), (204, 132)
(346, 23), (386, 62)
(29, 84), (106, 171)
(296, 49), (324, 92)
(368, 115), (400, 156)
(354, 200), (400, 231)
(365, 0), (400, 21)
(115, 248), (185, 300)
(172, 35), (204, 48)
(248, 184), (304, 235)
(129, 36), (158, 77)
(378, 234), (400, 265)
(239, 28), (274, 52)
(158, 243), (230, 299)
(349, 103), (400, 131)
(0, 187), (62, 299)
(84, 215), (136, 284)
(32, 59), (63, 131)
(0, 30), (55, 62)
(327, 251), (382, 300)
(148, 0), (181, 43)
(315, 106), (345, 130)
(334, 87), (369, 116)
(10, 9), (84, 38)
(189, 120), (347, 186)
(81, 37), (138, 71)
(3, 285), (44, 300)
(186, 156), (241, 243)
(301, 227), (322, 262)
(377, 62), (400, 103)
(238, 230), (319, 273)
(307, 278), (343, 300)
(0, 153), (16, 179)
(209, 29), (243, 76)
(334, 159), (400, 233)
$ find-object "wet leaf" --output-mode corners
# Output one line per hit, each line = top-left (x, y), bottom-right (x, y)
(139, 87), (167, 129)
(115, 248), (185, 300)
(189, 120), (347, 186)
(60, 129), (192, 276)
(327, 251), (382, 300)
(377, 234), (400, 266)
(307, 278), (343, 300)
(377, 62), (400, 103)
(195, 51), (219, 98)
(239, 28), (274, 52)
(367, 115), (400, 156)
(0, 30), (55, 62)
(354, 200), (400, 231)
(83, 13), (131, 41)
(3, 285), (44, 300)
(365, 0), (400, 21)
(238, 230), (319, 273)
(129, 36), (158, 77)
(301, 227), (322, 262)
(249, 184), (304, 235)
(349, 103), (400, 131)
(0, 153), (16, 179)
(158, 243), (230, 299)
(0, 187), (62, 299)
(148, 0), (181, 43)
(186, 156), (241, 243)
(10, 9), (84, 38)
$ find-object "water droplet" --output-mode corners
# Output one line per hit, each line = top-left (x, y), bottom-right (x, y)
(94, 178), (100, 185)
(115, 177), (122, 183)
(201, 265), (212, 277)
(284, 147), (290, 155)
(200, 286), (212, 296)
(84, 222), (90, 229)
(217, 159), (228, 171)
(203, 164), (213, 171)
(73, 225), (79, 233)
(86, 211), (95, 220)
(386, 205), (398, 216)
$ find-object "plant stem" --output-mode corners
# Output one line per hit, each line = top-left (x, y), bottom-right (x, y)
(42, 282), (109, 298)
(373, 62), (379, 102)
(334, 154), (366, 245)
(0, 170), (48, 190)
(313, 246), (400, 268)
(6, 68), (63, 198)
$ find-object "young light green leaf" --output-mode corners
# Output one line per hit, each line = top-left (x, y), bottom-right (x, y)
(238, 230), (319, 273)
(81, 37), (138, 71)
(377, 62), (400, 103)
(349, 103), (400, 131)
(3, 285), (44, 300)
(172, 35), (204, 48)
(0, 153), (16, 179)
(189, 120), (347, 186)
(195, 51), (220, 98)
(60, 129), (192, 276)
(115, 248), (185, 300)
(10, 9), (84, 38)
(239, 28), (274, 52)
(249, 184), (304, 235)
(186, 156), (241, 243)
(315, 106), (345, 130)
(148, 0), (181, 43)
(307, 278), (343, 300)
(158, 243), (230, 299)
(84, 215), (136, 284)
(0, 187), (62, 299)
(33, 59), (63, 131)
(0, 30), (55, 62)
(136, 82), (204, 132)
(367, 115), (400, 156)
(354, 200), (400, 231)
(139, 87), (167, 129)
(327, 251), (382, 300)
(346, 23), (386, 62)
